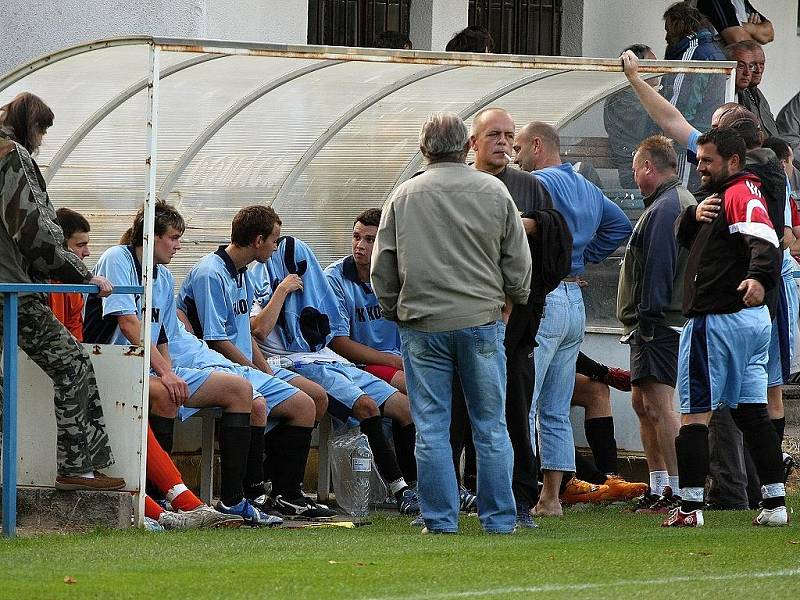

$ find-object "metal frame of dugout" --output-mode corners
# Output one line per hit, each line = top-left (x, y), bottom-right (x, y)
(0, 38), (735, 537)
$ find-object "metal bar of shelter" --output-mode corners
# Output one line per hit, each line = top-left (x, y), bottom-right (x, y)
(1, 283), (143, 538)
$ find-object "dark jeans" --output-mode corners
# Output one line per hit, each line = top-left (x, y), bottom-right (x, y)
(708, 407), (761, 509)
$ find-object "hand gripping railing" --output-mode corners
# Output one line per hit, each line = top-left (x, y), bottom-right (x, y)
(1, 282), (143, 538)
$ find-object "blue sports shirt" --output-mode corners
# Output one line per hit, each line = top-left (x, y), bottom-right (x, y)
(177, 246), (256, 361)
(325, 255), (401, 354)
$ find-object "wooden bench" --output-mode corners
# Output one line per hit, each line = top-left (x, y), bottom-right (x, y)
(560, 136), (615, 170)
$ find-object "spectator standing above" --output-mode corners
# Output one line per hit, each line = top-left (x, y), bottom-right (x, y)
(372, 112), (531, 534)
(372, 31), (412, 50)
(445, 26), (493, 52)
(603, 44), (659, 189)
(513, 121), (632, 517)
(663, 3), (726, 130)
(617, 135), (695, 511)
(734, 40), (779, 137)
(666, 127), (786, 528)
(695, 0), (774, 45)
(0, 92), (123, 491)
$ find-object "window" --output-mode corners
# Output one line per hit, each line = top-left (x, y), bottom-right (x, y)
(468, 0), (562, 55)
(307, 0), (411, 47)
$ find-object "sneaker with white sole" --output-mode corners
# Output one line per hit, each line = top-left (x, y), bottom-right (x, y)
(753, 505), (789, 527)
(662, 507), (704, 527)
(178, 505), (244, 528)
(269, 494), (338, 519)
(410, 514), (425, 527)
(144, 516), (164, 532)
(215, 498), (283, 527)
(515, 502), (539, 529)
(459, 487), (477, 513)
(398, 488), (421, 515)
(783, 453), (796, 483)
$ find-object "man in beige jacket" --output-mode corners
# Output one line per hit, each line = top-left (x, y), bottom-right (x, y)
(371, 112), (531, 534)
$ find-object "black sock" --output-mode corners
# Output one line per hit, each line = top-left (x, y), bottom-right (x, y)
(360, 415), (403, 488)
(244, 426), (266, 500)
(675, 423), (709, 511)
(731, 405), (784, 491)
(263, 427), (276, 485)
(574, 450), (606, 485)
(270, 424), (313, 499)
(217, 412), (251, 507)
(575, 352), (609, 380)
(392, 421), (417, 485)
(584, 416), (618, 476)
(772, 417), (786, 443)
(149, 415), (175, 454)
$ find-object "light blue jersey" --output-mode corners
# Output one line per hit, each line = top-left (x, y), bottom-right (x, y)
(178, 246), (256, 361)
(325, 256), (401, 354)
(84, 245), (169, 347)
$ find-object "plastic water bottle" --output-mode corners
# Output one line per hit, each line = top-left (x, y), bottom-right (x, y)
(266, 356), (294, 370)
(349, 435), (372, 518)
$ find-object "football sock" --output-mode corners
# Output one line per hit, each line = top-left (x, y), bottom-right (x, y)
(575, 352), (609, 380)
(145, 425), (202, 510)
(217, 412), (251, 506)
(269, 424), (313, 499)
(668, 475), (680, 495)
(149, 415), (175, 454)
(584, 416), (618, 476)
(244, 425), (266, 500)
(575, 450), (606, 485)
(731, 404), (784, 491)
(360, 415), (404, 486)
(392, 421), (418, 485)
(675, 424), (708, 511)
(772, 417), (785, 442)
(144, 495), (165, 520)
(649, 470), (668, 496)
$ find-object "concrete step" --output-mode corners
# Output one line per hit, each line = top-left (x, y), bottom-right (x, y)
(0, 486), (132, 532)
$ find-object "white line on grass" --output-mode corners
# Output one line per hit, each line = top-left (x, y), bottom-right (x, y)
(364, 568), (800, 600)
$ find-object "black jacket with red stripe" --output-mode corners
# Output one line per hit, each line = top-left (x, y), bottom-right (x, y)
(676, 171), (782, 317)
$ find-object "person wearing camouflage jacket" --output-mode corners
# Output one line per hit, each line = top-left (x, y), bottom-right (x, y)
(0, 92), (123, 490)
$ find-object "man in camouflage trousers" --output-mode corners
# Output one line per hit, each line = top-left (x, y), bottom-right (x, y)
(0, 92), (124, 490)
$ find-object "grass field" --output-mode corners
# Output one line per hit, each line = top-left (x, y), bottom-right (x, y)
(2, 497), (799, 599)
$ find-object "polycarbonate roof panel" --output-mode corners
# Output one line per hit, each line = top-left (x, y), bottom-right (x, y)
(0, 37), (733, 280)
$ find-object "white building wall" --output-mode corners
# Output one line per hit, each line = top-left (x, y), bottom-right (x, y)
(579, 0), (800, 115)
(0, 0), (309, 78)
(409, 0), (469, 51)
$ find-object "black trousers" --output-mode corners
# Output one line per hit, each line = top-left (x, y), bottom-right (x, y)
(504, 339), (540, 507)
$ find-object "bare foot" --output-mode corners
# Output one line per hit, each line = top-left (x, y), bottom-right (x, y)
(533, 501), (563, 517)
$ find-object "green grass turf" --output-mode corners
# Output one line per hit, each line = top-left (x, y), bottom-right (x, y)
(1, 497), (799, 600)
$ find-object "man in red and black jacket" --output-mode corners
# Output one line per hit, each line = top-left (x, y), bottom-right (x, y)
(665, 127), (787, 528)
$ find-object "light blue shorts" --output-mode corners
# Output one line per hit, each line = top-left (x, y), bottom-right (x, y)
(678, 306), (771, 414)
(767, 273), (798, 386)
(272, 366), (299, 382)
(293, 361), (396, 421)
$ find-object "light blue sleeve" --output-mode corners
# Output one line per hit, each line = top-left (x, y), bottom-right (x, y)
(93, 248), (139, 318)
(583, 189), (633, 265)
(687, 128), (700, 154)
(187, 268), (231, 341)
(325, 268), (352, 338)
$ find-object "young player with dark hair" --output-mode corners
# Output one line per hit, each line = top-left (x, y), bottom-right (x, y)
(177, 205), (336, 518)
(85, 201), (281, 527)
(250, 233), (420, 515)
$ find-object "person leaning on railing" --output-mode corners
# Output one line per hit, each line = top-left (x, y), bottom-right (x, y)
(0, 92), (124, 491)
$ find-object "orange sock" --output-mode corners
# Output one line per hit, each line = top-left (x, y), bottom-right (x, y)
(145, 495), (165, 520)
(146, 425), (203, 512)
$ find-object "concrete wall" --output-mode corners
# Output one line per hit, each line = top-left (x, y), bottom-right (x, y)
(409, 0), (469, 51)
(576, 0), (800, 118)
(0, 0), (309, 78)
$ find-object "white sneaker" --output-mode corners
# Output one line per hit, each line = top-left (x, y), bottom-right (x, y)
(178, 505), (244, 528)
(753, 505), (789, 527)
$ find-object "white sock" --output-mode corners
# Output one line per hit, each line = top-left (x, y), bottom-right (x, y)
(649, 471), (668, 495)
(79, 471), (95, 479)
(166, 483), (189, 502)
(668, 476), (680, 495)
(389, 478), (408, 495)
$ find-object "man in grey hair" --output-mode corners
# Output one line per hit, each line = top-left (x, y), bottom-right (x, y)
(372, 112), (532, 534)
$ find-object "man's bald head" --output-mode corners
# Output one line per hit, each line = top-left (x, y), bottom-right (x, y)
(519, 122), (560, 151)
(514, 121), (561, 171)
(470, 107), (514, 137)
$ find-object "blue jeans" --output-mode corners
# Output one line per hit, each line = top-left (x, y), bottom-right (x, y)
(399, 321), (515, 533)
(529, 282), (585, 472)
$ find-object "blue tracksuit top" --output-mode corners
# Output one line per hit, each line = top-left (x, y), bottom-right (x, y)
(532, 163), (632, 275)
